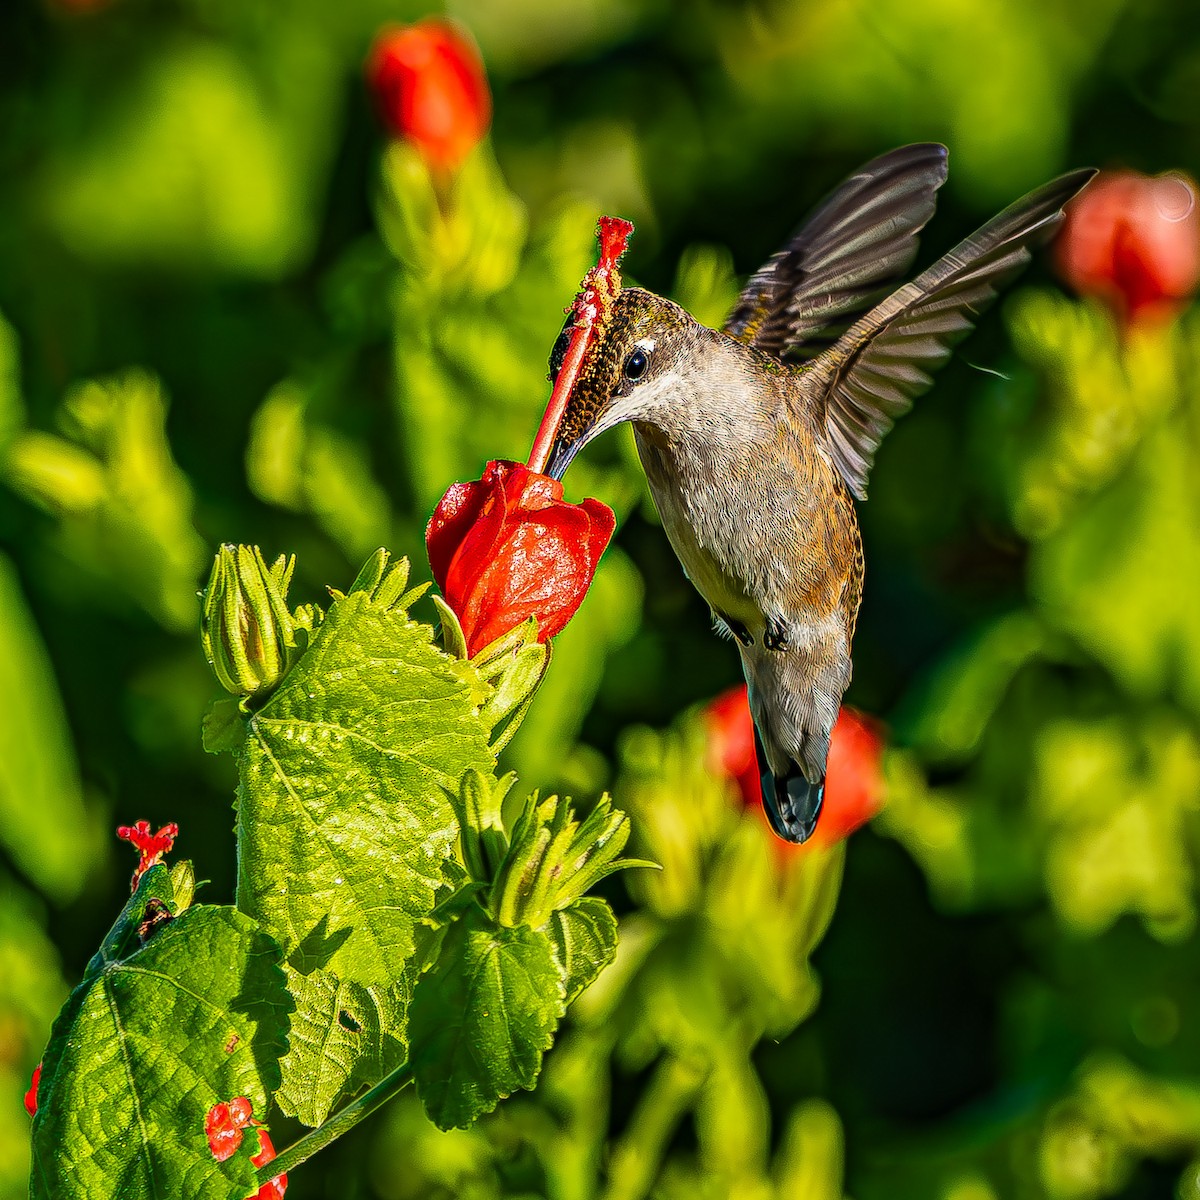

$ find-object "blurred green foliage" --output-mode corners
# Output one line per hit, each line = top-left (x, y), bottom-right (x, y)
(3, 0), (1200, 1196)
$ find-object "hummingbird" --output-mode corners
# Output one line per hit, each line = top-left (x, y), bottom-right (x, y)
(542, 144), (1095, 843)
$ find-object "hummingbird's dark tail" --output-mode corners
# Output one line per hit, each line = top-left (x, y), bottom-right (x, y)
(754, 727), (824, 843)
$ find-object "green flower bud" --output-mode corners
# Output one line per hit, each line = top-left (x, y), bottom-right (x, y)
(200, 544), (302, 700)
(488, 791), (654, 929)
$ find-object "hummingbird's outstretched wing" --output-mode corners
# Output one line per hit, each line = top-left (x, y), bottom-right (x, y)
(724, 143), (949, 358)
(813, 167), (1097, 500)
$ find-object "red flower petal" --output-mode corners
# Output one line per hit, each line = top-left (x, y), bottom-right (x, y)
(426, 479), (487, 585)
(704, 685), (760, 810)
(426, 460), (614, 656)
(24, 1063), (41, 1118)
(365, 20), (491, 172)
(205, 1096), (254, 1162)
(812, 707), (885, 849)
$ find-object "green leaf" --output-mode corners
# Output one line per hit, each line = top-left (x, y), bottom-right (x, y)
(4, 371), (206, 632)
(546, 897), (619, 1005)
(202, 697), (246, 754)
(29, 893), (288, 1200)
(0, 310), (23, 451)
(41, 41), (324, 276)
(409, 905), (565, 1130)
(0, 553), (94, 901)
(236, 584), (493, 984)
(276, 965), (411, 1127)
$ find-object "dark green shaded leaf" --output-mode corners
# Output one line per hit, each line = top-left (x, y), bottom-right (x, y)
(410, 905), (565, 1130)
(547, 897), (619, 1005)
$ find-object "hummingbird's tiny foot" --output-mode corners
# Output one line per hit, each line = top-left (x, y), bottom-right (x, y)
(715, 610), (754, 646)
(763, 618), (791, 652)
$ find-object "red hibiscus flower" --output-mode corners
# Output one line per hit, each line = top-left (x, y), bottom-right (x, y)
(1056, 169), (1200, 329)
(366, 20), (491, 172)
(116, 820), (179, 890)
(705, 685), (884, 849)
(426, 460), (614, 656)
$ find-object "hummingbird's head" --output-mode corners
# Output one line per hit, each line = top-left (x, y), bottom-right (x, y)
(544, 287), (699, 480)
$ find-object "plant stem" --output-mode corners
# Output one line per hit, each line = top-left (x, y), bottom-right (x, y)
(600, 1052), (708, 1200)
(255, 1062), (414, 1184)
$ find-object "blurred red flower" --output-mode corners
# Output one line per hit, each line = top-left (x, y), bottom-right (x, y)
(1056, 169), (1200, 329)
(24, 1063), (41, 1118)
(705, 686), (760, 812)
(116, 819), (179, 889)
(366, 20), (491, 172)
(427, 460), (614, 657)
(705, 685), (884, 848)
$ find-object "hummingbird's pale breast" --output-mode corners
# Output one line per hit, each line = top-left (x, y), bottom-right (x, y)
(630, 337), (862, 648)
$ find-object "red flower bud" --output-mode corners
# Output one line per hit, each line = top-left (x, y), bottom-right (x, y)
(426, 460), (615, 656)
(366, 20), (491, 172)
(116, 820), (179, 890)
(817, 706), (885, 848)
(24, 1063), (41, 1118)
(1056, 169), (1200, 329)
(705, 685), (884, 849)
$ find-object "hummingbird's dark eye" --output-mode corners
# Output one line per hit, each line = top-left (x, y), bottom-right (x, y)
(624, 347), (650, 382)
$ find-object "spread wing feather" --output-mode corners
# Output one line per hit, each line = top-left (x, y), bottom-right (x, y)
(815, 168), (1097, 499)
(723, 143), (949, 357)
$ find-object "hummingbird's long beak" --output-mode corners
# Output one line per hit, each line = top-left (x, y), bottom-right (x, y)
(545, 432), (583, 482)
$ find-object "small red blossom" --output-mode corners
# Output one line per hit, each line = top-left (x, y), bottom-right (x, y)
(205, 1096), (254, 1162)
(116, 820), (179, 889)
(427, 460), (614, 656)
(206, 1099), (287, 1196)
(1056, 169), (1200, 329)
(705, 685), (885, 849)
(527, 216), (634, 474)
(366, 20), (491, 172)
(251, 1129), (288, 1199)
(24, 1063), (41, 1118)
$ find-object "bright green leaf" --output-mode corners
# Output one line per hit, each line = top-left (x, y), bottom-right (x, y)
(276, 965), (411, 1127)
(409, 905), (565, 1130)
(236, 585), (493, 984)
(29, 883), (288, 1200)
(202, 697), (246, 754)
